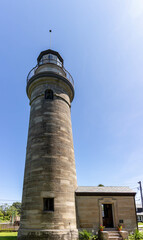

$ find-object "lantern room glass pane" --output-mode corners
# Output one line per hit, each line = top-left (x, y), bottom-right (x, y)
(39, 54), (62, 67)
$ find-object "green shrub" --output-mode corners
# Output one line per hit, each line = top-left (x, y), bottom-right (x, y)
(3, 216), (10, 221)
(79, 229), (98, 240)
(129, 229), (143, 240)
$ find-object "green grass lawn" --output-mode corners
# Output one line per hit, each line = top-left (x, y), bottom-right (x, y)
(138, 222), (143, 226)
(0, 232), (17, 240)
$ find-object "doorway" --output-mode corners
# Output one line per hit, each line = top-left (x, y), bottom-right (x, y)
(102, 204), (113, 228)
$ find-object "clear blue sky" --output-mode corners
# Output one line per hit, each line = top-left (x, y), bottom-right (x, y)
(0, 0), (143, 204)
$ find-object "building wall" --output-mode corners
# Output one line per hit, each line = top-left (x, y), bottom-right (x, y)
(76, 195), (137, 232)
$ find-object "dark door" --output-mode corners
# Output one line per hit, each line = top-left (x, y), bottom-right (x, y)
(102, 204), (113, 228)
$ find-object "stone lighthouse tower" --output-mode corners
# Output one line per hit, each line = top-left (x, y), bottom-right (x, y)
(18, 49), (78, 240)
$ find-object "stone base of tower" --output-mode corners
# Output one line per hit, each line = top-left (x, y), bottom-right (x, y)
(18, 228), (79, 240)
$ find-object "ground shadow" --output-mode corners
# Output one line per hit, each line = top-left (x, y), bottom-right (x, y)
(0, 237), (17, 240)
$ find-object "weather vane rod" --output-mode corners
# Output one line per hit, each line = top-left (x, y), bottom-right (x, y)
(49, 30), (52, 49)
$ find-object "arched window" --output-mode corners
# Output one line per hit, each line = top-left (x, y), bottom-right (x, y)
(45, 89), (54, 100)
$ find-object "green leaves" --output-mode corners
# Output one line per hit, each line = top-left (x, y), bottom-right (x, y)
(79, 229), (98, 240)
(129, 229), (143, 240)
(0, 202), (21, 222)
(11, 202), (21, 215)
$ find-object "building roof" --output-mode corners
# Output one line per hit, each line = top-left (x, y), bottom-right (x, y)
(76, 186), (136, 196)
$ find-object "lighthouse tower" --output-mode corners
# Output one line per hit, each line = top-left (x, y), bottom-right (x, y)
(18, 49), (78, 240)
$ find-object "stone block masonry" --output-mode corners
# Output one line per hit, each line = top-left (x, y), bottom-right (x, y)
(18, 49), (78, 240)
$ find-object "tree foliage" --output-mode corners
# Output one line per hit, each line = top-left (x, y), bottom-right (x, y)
(0, 202), (21, 222)
(12, 202), (21, 215)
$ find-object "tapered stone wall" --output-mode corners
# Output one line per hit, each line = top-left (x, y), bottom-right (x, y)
(18, 76), (78, 240)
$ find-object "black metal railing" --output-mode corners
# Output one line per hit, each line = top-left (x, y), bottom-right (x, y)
(27, 59), (74, 87)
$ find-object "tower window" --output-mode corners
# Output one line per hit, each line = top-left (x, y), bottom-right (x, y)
(48, 54), (53, 60)
(43, 198), (54, 211)
(45, 89), (53, 100)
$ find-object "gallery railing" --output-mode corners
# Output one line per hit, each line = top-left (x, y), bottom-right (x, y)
(27, 59), (74, 87)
